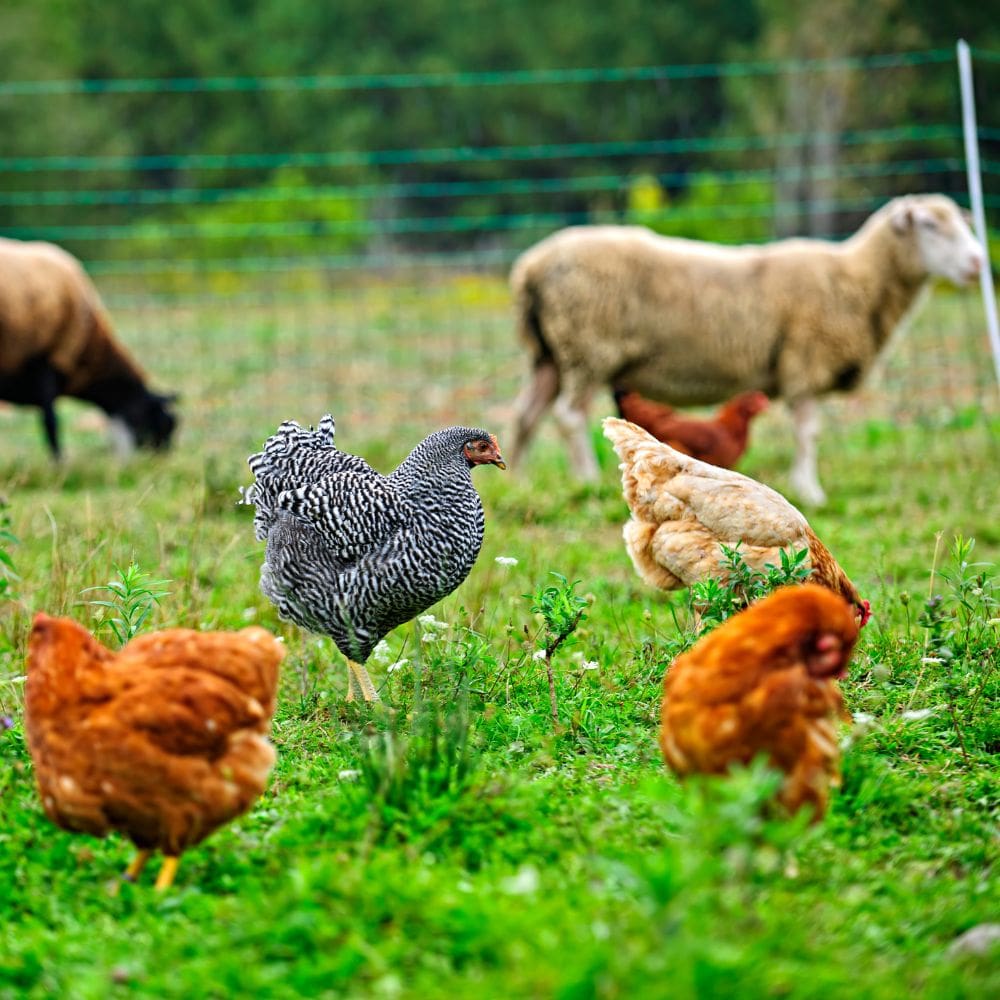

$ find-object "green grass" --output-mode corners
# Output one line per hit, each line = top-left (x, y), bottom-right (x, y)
(1, 280), (999, 998)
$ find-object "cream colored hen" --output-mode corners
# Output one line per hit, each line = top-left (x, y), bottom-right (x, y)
(602, 417), (870, 625)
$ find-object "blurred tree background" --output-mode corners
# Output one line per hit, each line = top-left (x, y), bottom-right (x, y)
(0, 0), (997, 265)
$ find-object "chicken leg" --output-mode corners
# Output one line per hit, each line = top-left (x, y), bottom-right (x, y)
(154, 856), (180, 891)
(123, 848), (152, 882)
(346, 660), (381, 703)
(110, 848), (152, 894)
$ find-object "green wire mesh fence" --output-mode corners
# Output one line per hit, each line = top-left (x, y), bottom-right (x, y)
(0, 48), (997, 464)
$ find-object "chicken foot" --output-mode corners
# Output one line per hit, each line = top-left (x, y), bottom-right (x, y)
(123, 848), (152, 882)
(109, 848), (152, 894)
(346, 660), (381, 703)
(154, 856), (180, 891)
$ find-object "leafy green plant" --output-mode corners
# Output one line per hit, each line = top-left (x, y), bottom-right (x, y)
(626, 172), (772, 243)
(914, 535), (999, 760)
(664, 543), (813, 657)
(0, 498), (18, 605)
(80, 562), (172, 647)
(528, 572), (589, 724)
(356, 698), (481, 846)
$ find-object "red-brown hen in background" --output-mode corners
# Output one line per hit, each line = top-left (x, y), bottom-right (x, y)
(613, 388), (769, 469)
(660, 584), (859, 820)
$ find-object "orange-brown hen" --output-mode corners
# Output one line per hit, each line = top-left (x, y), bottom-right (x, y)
(24, 613), (284, 890)
(603, 417), (870, 626)
(660, 584), (859, 819)
(613, 389), (769, 469)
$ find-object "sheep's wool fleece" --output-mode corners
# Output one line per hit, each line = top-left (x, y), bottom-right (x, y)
(244, 416), (490, 661)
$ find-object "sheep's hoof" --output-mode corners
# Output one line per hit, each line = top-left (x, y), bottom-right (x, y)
(790, 475), (827, 507)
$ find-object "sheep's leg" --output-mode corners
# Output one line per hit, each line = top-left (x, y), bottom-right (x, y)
(789, 397), (826, 506)
(40, 401), (61, 458)
(507, 360), (559, 471)
(551, 384), (600, 482)
(35, 367), (62, 458)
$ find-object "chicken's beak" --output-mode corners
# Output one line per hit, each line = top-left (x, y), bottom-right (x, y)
(489, 434), (506, 470)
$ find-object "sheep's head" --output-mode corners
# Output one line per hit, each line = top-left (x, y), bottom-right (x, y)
(890, 194), (984, 287)
(116, 389), (178, 452)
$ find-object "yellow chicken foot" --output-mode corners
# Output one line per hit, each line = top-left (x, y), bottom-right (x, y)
(123, 848), (152, 882)
(347, 659), (381, 703)
(109, 848), (152, 894)
(154, 856), (180, 891)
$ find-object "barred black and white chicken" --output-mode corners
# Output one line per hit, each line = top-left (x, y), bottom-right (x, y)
(242, 415), (505, 702)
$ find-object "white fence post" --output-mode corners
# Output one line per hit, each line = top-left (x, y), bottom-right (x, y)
(957, 39), (1000, 387)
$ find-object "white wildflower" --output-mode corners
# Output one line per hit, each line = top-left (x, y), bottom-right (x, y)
(920, 656), (944, 665)
(372, 639), (392, 665)
(901, 707), (935, 721)
(581, 660), (600, 671)
(532, 648), (547, 661)
(500, 865), (540, 896)
(853, 712), (875, 725)
(338, 769), (361, 782)
(495, 556), (518, 568)
(418, 614), (448, 631)
(387, 659), (409, 674)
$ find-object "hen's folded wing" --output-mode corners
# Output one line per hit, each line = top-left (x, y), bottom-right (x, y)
(104, 668), (272, 759)
(275, 472), (412, 562)
(666, 476), (808, 547)
(117, 628), (282, 711)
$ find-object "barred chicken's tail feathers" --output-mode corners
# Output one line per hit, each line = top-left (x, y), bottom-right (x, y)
(241, 415), (376, 540)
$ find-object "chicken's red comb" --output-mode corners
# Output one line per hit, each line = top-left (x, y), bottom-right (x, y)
(858, 599), (872, 628)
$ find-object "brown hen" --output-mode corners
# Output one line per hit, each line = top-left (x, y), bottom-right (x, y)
(613, 389), (769, 469)
(24, 614), (284, 890)
(602, 417), (870, 626)
(660, 584), (859, 818)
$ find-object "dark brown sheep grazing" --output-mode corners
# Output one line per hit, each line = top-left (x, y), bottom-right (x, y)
(0, 237), (177, 457)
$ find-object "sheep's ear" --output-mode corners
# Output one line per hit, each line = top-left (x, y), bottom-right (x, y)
(891, 201), (914, 234)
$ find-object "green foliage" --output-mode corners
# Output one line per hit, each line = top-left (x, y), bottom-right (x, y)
(0, 307), (997, 997)
(528, 572), (589, 724)
(0, 498), (18, 605)
(354, 698), (484, 848)
(118, 167), (367, 270)
(528, 571), (588, 655)
(626, 172), (772, 243)
(913, 536), (1000, 760)
(664, 542), (813, 657)
(80, 562), (172, 647)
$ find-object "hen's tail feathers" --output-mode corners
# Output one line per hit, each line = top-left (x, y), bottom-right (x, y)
(241, 414), (354, 540)
(803, 526), (864, 610)
(602, 417), (690, 471)
(602, 417), (695, 515)
(28, 613), (115, 675)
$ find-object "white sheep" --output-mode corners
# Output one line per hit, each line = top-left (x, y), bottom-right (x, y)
(0, 237), (177, 457)
(507, 194), (984, 504)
